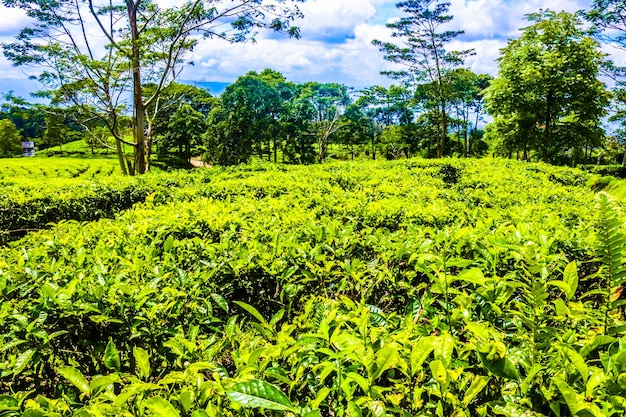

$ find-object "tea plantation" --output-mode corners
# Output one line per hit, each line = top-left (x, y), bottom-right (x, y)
(1, 158), (625, 417)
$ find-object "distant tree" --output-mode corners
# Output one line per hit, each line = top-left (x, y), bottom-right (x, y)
(281, 92), (316, 164)
(162, 104), (206, 161)
(204, 71), (284, 165)
(0, 93), (46, 140)
(147, 83), (213, 159)
(42, 111), (70, 152)
(300, 82), (350, 162)
(484, 10), (609, 163)
(609, 87), (626, 165)
(337, 104), (376, 160)
(445, 69), (492, 156)
(0, 119), (22, 157)
(373, 0), (473, 157)
(356, 85), (414, 159)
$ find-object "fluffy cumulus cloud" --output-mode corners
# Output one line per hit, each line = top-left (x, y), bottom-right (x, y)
(0, 6), (30, 36)
(0, 0), (621, 94)
(185, 0), (602, 87)
(447, 0), (592, 41)
(182, 0), (397, 87)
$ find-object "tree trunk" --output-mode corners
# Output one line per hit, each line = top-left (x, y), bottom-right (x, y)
(273, 138), (277, 163)
(371, 134), (376, 160)
(115, 136), (127, 175)
(128, 1), (146, 175)
(543, 92), (554, 163)
(438, 101), (448, 158)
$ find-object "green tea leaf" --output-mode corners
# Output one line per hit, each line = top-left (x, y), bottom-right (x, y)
(373, 346), (401, 380)
(0, 395), (19, 411)
(563, 261), (578, 299)
(12, 348), (35, 377)
(410, 336), (436, 375)
(429, 360), (447, 384)
(226, 380), (295, 412)
(211, 293), (229, 313)
(133, 347), (150, 379)
(462, 376), (490, 406)
(478, 353), (520, 380)
(234, 301), (267, 325)
(434, 332), (455, 367)
(144, 396), (180, 417)
(57, 366), (90, 396)
(104, 339), (121, 371)
(554, 378), (584, 415)
(560, 344), (588, 383)
(370, 400), (386, 417)
(489, 401), (537, 416)
(586, 369), (606, 398)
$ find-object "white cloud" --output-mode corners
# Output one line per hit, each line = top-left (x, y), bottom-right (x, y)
(0, 6), (30, 35)
(0, 0), (621, 94)
(299, 0), (377, 36)
(448, 0), (592, 40)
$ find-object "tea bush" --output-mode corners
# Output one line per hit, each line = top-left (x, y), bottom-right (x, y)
(0, 158), (624, 416)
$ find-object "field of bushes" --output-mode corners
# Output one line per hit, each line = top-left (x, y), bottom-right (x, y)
(1, 158), (625, 416)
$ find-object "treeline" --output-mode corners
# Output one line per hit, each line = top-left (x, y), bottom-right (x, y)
(2, 1), (626, 169)
(204, 68), (491, 165)
(0, 69), (491, 164)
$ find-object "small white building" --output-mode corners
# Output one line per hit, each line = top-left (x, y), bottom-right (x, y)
(21, 141), (35, 157)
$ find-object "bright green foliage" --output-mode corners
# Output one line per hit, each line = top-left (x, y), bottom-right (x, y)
(42, 111), (70, 152)
(0, 119), (22, 157)
(596, 193), (626, 333)
(163, 104), (207, 160)
(0, 158), (625, 416)
(300, 82), (350, 162)
(206, 72), (286, 165)
(484, 10), (609, 163)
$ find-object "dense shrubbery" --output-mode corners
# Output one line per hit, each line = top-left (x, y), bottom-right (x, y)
(579, 164), (626, 179)
(0, 158), (625, 416)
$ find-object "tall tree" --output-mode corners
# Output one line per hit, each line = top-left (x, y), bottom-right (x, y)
(444, 69), (492, 156)
(300, 82), (350, 162)
(357, 85), (414, 159)
(0, 119), (22, 157)
(148, 82), (214, 158)
(484, 10), (609, 163)
(0, 93), (46, 140)
(2, 0), (303, 174)
(373, 0), (473, 158)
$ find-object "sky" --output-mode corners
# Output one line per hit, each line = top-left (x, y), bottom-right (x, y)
(0, 0), (615, 98)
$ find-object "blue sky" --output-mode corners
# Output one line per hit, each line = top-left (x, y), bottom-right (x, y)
(0, 0), (612, 98)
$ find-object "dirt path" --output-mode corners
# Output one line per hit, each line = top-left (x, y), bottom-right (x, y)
(189, 157), (205, 168)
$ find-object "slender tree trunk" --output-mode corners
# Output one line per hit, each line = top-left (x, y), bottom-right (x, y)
(273, 138), (277, 163)
(622, 149), (626, 167)
(128, 1), (146, 175)
(439, 101), (448, 158)
(115, 137), (127, 175)
(543, 92), (553, 163)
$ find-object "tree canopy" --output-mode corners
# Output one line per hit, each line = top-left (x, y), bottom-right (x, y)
(484, 10), (609, 163)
